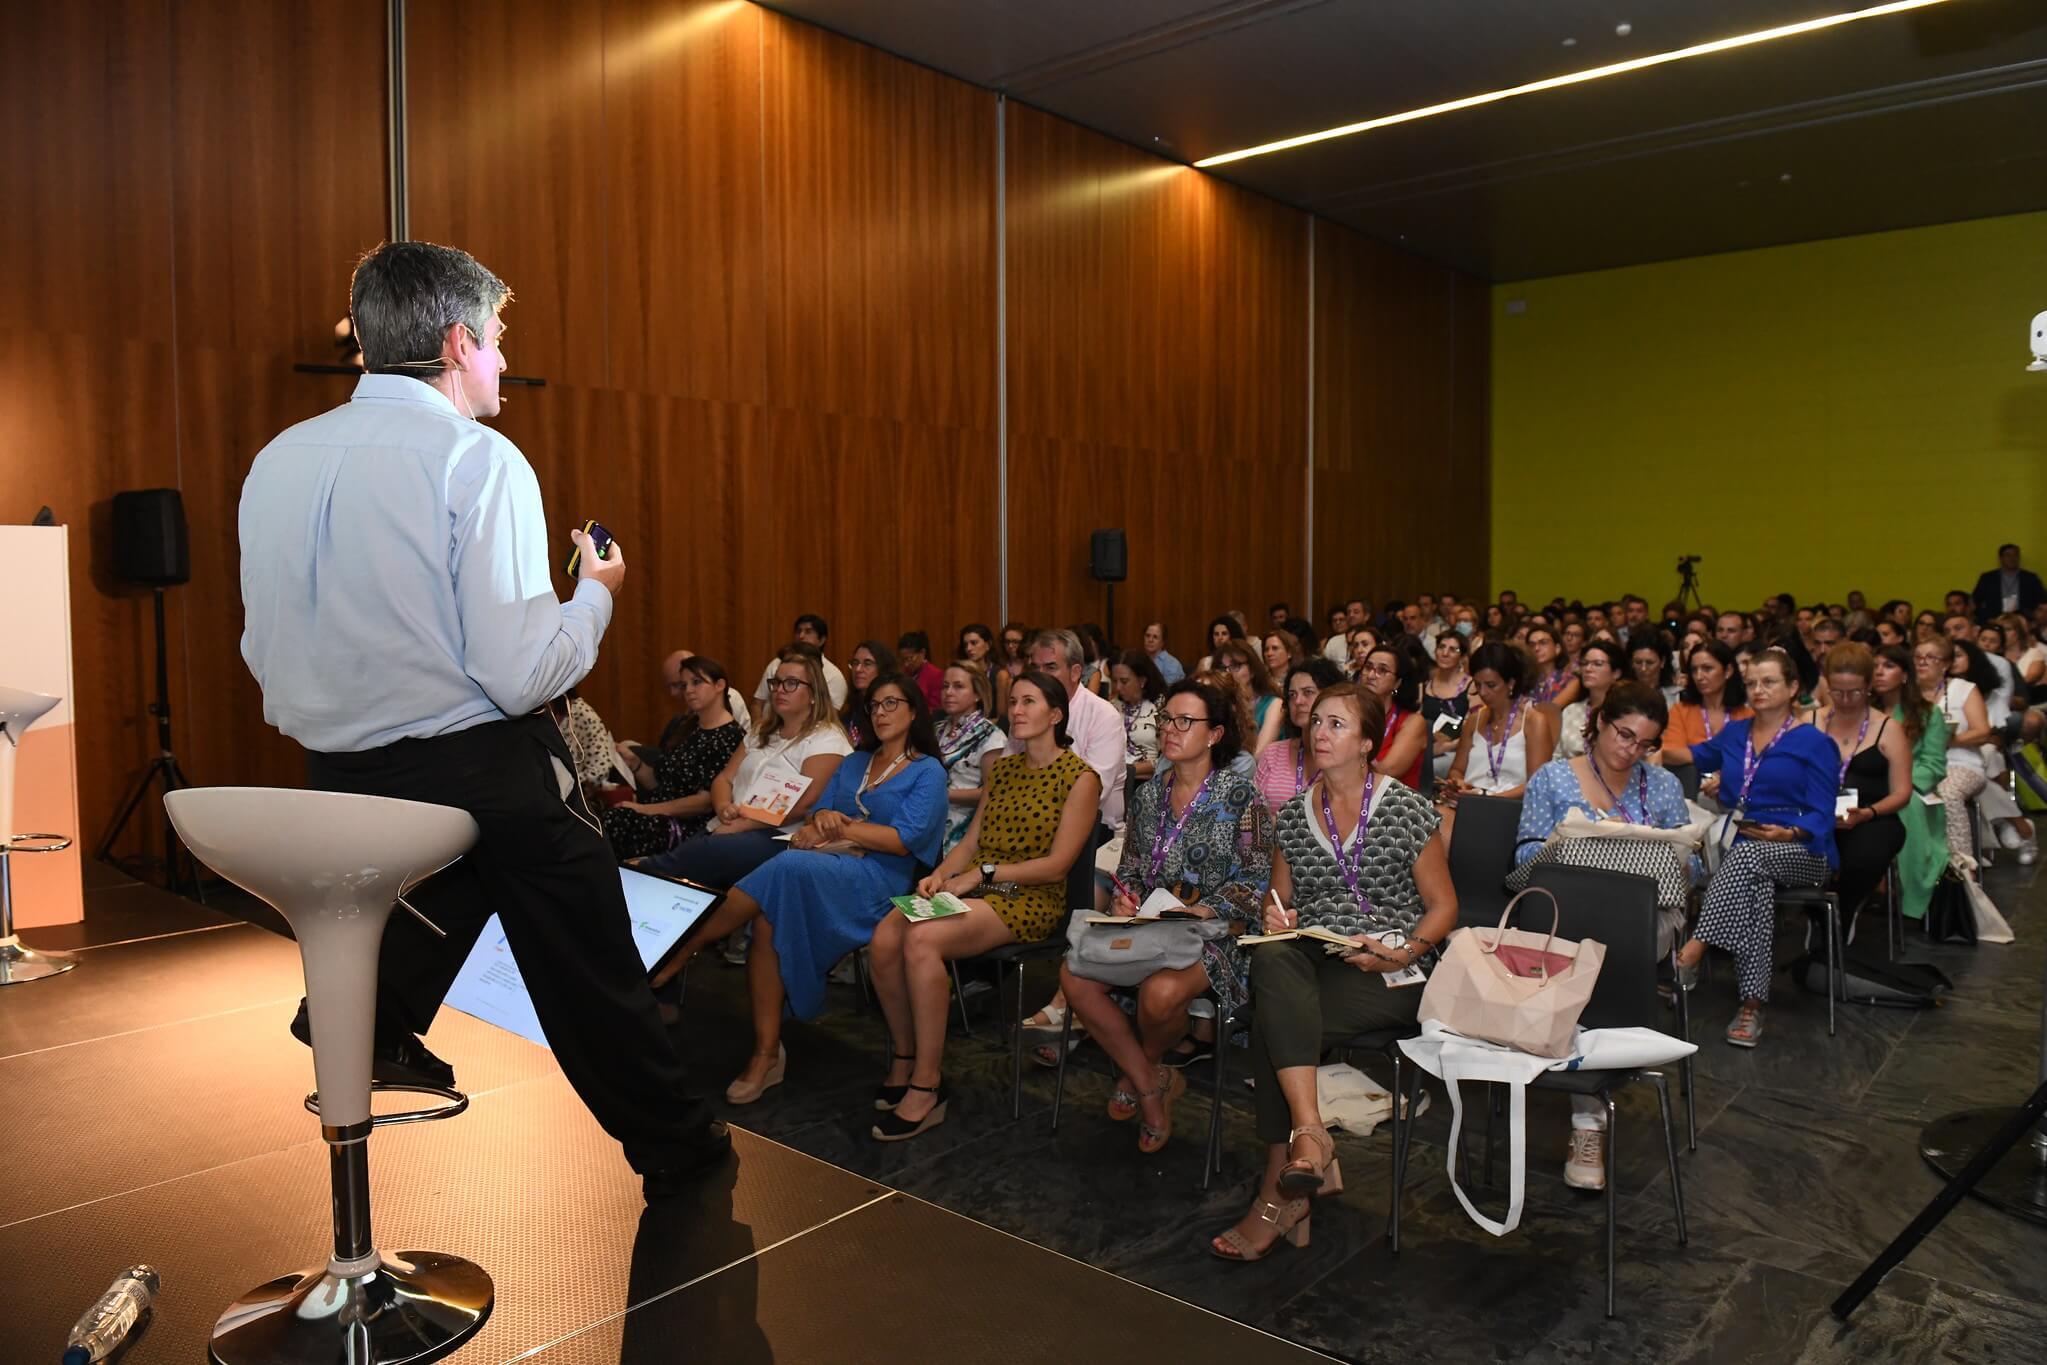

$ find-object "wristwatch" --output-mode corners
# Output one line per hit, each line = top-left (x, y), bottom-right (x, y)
(980, 861), (997, 884)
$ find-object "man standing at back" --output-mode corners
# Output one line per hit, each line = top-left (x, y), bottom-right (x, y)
(239, 241), (730, 1199)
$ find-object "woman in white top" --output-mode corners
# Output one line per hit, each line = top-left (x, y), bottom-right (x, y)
(934, 661), (1007, 854)
(1995, 614), (2046, 689)
(1444, 642), (1556, 803)
(1556, 639), (1624, 761)
(1109, 649), (1166, 782)
(1915, 636), (1996, 867)
(642, 648), (852, 889)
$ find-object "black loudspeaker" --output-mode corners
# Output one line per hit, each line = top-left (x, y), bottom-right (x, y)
(112, 489), (191, 586)
(1089, 528), (1127, 583)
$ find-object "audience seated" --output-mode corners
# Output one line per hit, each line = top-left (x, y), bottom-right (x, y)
(1212, 685), (1455, 1261)
(752, 615), (848, 711)
(1875, 644), (1950, 921)
(1674, 649), (1837, 1049)
(1443, 642), (1556, 801)
(1358, 641), (1428, 790)
(867, 672), (1102, 1141)
(1661, 640), (1751, 800)
(1997, 613), (2046, 688)
(1556, 638), (1625, 760)
(1109, 648), (1166, 782)
(1190, 669), (1262, 780)
(935, 660), (1007, 853)
(1214, 639), (1284, 753)
(640, 647), (851, 895)
(1630, 632), (1681, 707)
(1254, 658), (1345, 810)
(996, 622), (1030, 711)
(897, 631), (946, 711)
(1811, 643), (1913, 926)
(550, 686), (617, 798)
(1197, 614), (1245, 675)
(1525, 623), (1581, 707)
(1263, 628), (1303, 685)
(1320, 605), (1351, 664)
(840, 639), (894, 748)
(1005, 629), (1127, 830)
(1423, 630), (1474, 783)
(1916, 635), (1993, 867)
(956, 622), (997, 669)
(672, 674), (947, 1105)
(1143, 620), (1186, 685)
(1062, 678), (1273, 1154)
(605, 655), (747, 858)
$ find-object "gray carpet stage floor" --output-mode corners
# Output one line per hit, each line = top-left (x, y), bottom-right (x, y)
(4, 857), (2044, 1363)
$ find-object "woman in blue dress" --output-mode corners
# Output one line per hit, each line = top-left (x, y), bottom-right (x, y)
(700, 673), (946, 1105)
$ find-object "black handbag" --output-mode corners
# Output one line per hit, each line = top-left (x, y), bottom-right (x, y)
(1924, 868), (1977, 945)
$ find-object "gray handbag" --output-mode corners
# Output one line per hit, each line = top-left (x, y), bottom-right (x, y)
(1063, 913), (1225, 987)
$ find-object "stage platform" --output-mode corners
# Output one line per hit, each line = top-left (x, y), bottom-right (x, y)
(0, 871), (1327, 1364)
(7, 866), (2047, 1363)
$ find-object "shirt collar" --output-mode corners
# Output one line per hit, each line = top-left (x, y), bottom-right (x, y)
(351, 372), (462, 417)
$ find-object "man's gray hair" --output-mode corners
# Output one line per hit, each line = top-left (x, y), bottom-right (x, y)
(349, 241), (511, 373)
(1029, 628), (1085, 668)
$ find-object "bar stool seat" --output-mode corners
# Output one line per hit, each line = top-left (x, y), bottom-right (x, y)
(0, 684), (76, 985)
(166, 787), (493, 1365)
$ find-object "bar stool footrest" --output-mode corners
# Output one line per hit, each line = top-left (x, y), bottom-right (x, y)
(305, 1081), (470, 1127)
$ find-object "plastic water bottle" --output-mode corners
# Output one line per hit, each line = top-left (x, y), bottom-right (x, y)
(62, 1265), (159, 1365)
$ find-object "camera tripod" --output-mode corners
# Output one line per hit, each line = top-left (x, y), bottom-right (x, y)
(95, 586), (204, 899)
(1675, 557), (1704, 613)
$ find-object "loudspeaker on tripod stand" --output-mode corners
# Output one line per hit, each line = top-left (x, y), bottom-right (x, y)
(1090, 529), (1126, 645)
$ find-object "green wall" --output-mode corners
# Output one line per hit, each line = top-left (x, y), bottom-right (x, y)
(1491, 211), (2047, 613)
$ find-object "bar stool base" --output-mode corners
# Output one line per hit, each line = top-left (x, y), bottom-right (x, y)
(1920, 1107), (2047, 1226)
(0, 938), (76, 985)
(209, 1250), (493, 1365)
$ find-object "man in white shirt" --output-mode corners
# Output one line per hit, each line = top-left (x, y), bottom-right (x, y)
(1321, 605), (1351, 665)
(752, 613), (848, 709)
(1003, 628), (1126, 829)
(239, 242), (728, 1199)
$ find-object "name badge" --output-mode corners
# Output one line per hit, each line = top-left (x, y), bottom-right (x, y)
(1835, 788), (1858, 818)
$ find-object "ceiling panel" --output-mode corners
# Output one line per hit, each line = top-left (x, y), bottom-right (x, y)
(767, 0), (2047, 278)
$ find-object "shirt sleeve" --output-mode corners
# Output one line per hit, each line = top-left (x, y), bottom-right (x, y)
(892, 761), (949, 866)
(1691, 725), (1731, 776)
(1515, 763), (1565, 864)
(447, 441), (611, 718)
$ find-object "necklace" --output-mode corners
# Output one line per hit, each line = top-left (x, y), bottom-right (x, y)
(1825, 707), (1872, 785)
(854, 748), (909, 819)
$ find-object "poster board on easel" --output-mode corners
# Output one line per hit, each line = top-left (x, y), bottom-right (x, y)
(0, 525), (84, 927)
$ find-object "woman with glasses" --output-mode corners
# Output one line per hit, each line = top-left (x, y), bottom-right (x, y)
(1214, 640), (1284, 754)
(1874, 644), (1950, 922)
(1916, 636), (2004, 866)
(1442, 642), (1556, 802)
(867, 672), (1101, 1141)
(674, 675), (947, 1105)
(1358, 641), (1428, 790)
(1811, 643), (1913, 926)
(603, 655), (747, 858)
(1526, 625), (1581, 707)
(641, 647), (851, 892)
(1254, 658), (1346, 810)
(996, 622), (1030, 714)
(1673, 649), (1838, 1048)
(1212, 685), (1455, 1261)
(1555, 638), (1626, 761)
(1062, 679), (1273, 1155)
(839, 639), (894, 749)
(935, 660), (1007, 854)
(1423, 630), (1474, 785)
(1513, 682), (1690, 1190)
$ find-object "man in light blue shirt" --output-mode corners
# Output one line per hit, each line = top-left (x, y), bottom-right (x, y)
(1142, 621), (1184, 684)
(240, 241), (728, 1198)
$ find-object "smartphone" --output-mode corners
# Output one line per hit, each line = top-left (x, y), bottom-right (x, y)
(563, 519), (613, 577)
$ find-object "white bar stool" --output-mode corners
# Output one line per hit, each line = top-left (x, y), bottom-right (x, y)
(0, 684), (76, 985)
(165, 787), (493, 1365)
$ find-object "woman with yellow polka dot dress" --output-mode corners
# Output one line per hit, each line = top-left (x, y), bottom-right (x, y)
(866, 672), (1103, 1141)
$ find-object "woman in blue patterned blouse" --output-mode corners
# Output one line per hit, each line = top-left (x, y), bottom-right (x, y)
(1061, 679), (1273, 1156)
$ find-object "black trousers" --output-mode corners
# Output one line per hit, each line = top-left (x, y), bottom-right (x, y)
(308, 712), (710, 1173)
(1835, 813), (1907, 922)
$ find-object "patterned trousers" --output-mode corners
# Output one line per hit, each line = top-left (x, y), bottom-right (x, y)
(1694, 840), (1830, 1003)
(1937, 766), (1987, 865)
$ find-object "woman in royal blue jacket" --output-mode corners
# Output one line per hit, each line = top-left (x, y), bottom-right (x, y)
(1674, 648), (1838, 1049)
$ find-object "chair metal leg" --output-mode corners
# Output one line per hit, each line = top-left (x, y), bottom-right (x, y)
(1484, 1081), (1501, 1188)
(951, 961), (972, 1037)
(1050, 1003), (1074, 1133)
(1886, 860), (1902, 962)
(1672, 954), (1698, 1152)
(855, 946), (874, 1010)
(1604, 1091), (1619, 1319)
(1649, 1072), (1688, 1245)
(1393, 1061), (1422, 1255)
(1384, 1049), (1403, 1246)
(1826, 895), (1840, 1038)
(1009, 961), (1026, 1121)
(1203, 1012), (1229, 1190)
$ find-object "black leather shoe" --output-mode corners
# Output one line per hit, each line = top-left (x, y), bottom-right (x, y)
(642, 1122), (735, 1200)
(289, 999), (457, 1090)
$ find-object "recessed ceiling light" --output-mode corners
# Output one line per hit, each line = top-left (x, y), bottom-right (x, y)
(1194, 0), (1949, 168)
(1616, 22), (1633, 37)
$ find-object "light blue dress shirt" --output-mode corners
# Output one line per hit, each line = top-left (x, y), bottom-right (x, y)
(240, 374), (611, 752)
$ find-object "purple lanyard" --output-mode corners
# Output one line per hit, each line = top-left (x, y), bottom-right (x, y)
(1486, 698), (1526, 779)
(1737, 716), (1797, 809)
(1292, 741), (1309, 797)
(1590, 761), (1650, 825)
(1828, 708), (1871, 786)
(1319, 772), (1378, 911)
(1700, 702), (1723, 741)
(1148, 770), (1213, 883)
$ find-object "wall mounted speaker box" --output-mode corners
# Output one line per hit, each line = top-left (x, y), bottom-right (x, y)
(112, 489), (190, 587)
(1089, 529), (1127, 583)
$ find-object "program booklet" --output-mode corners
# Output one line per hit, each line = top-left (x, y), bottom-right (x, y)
(736, 772), (811, 825)
(891, 892), (974, 921)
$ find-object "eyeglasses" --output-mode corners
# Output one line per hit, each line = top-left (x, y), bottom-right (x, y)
(1226, 661), (1251, 673)
(869, 696), (908, 715)
(1830, 687), (1867, 702)
(1361, 662), (1397, 680)
(1607, 723), (1660, 753)
(1003, 637), (1024, 648)
(768, 677), (813, 694)
(1156, 713), (1214, 734)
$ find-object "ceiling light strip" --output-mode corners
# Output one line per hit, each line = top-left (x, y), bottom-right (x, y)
(1194, 0), (1950, 168)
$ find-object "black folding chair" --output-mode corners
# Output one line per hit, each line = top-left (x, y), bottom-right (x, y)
(1447, 794), (1522, 926)
(1393, 863), (1689, 1319)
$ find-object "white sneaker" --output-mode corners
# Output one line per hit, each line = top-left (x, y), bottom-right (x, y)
(2022, 843), (2039, 867)
(1998, 822), (2023, 850)
(1564, 1126), (1607, 1191)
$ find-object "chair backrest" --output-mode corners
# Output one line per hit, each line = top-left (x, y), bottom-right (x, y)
(1667, 760), (1701, 801)
(1449, 795), (1522, 929)
(1521, 864), (1664, 1034)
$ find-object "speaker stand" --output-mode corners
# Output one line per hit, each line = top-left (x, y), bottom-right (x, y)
(96, 587), (204, 901)
(1103, 582), (1116, 655)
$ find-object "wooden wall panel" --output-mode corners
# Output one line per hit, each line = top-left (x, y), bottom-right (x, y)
(1004, 102), (1308, 658)
(1312, 221), (1490, 612)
